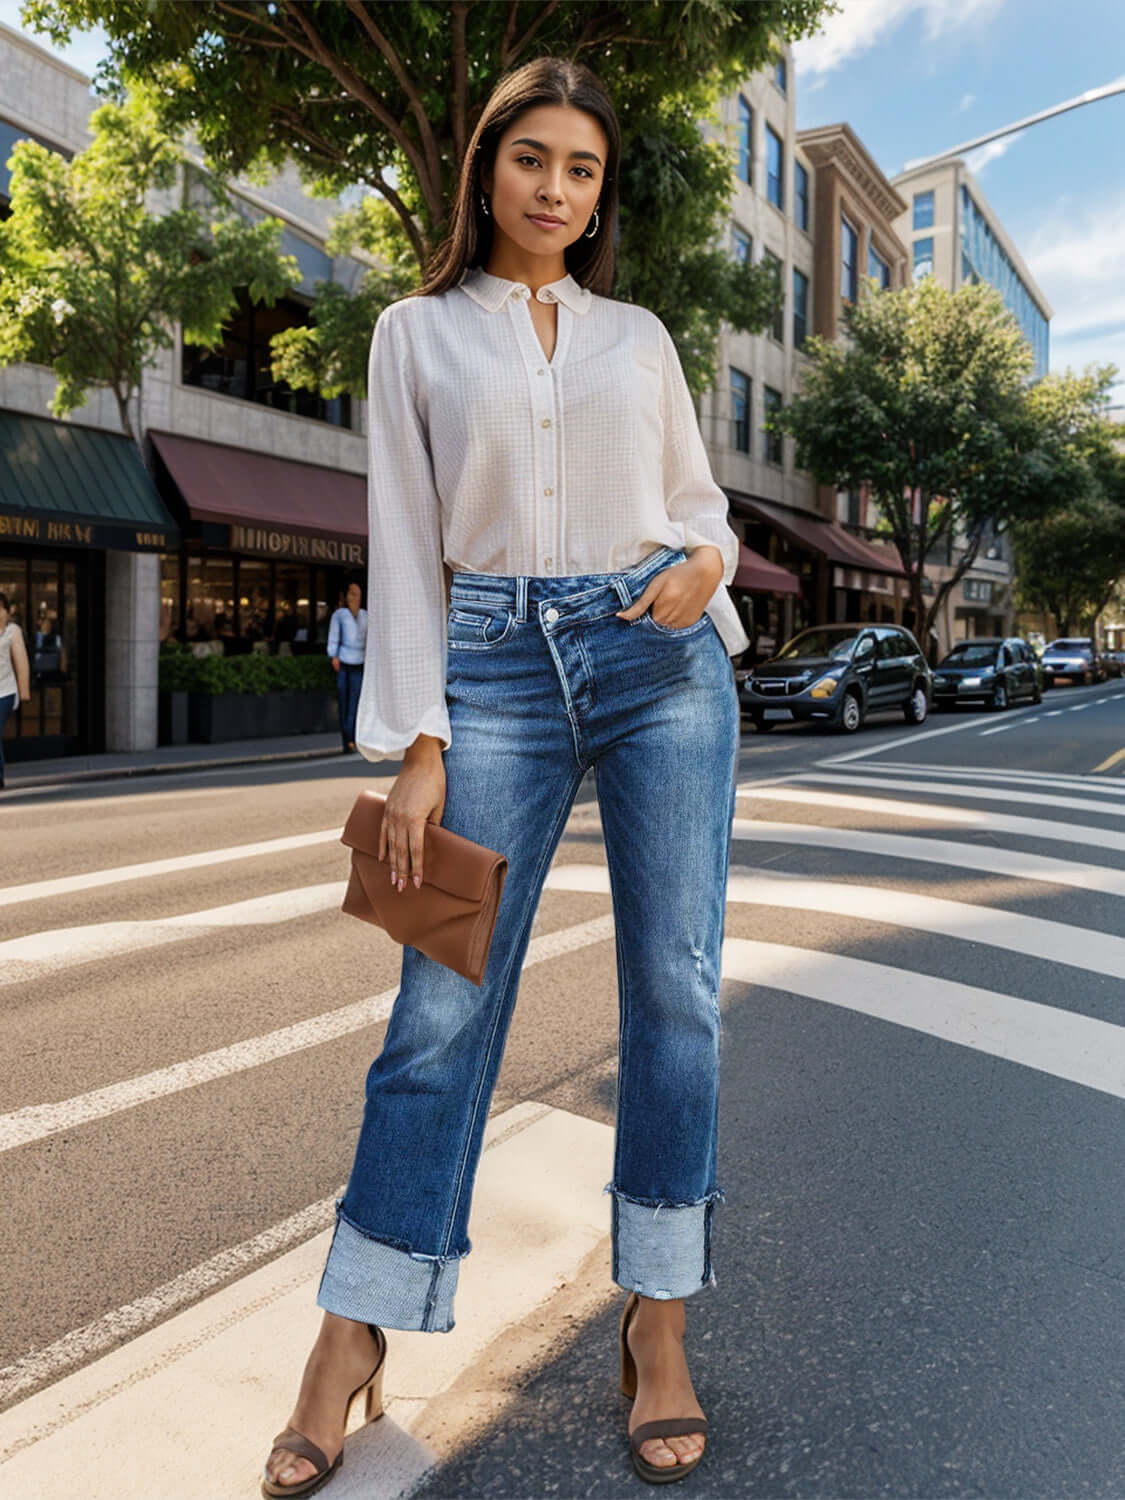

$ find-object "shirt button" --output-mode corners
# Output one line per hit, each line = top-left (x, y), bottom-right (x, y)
(545, 606), (559, 622)
(544, 485), (553, 495)
(541, 418), (552, 427)
(537, 368), (545, 376)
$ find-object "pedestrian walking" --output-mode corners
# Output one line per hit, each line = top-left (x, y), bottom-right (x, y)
(0, 592), (31, 791)
(326, 582), (366, 752)
(261, 54), (750, 1498)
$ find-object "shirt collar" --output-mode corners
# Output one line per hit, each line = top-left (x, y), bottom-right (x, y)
(457, 265), (593, 316)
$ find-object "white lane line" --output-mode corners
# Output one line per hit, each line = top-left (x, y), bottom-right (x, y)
(0, 883), (347, 984)
(731, 818), (1125, 898)
(816, 761), (1125, 798)
(544, 864), (1125, 983)
(820, 712), (1017, 765)
(979, 721), (1021, 736)
(0, 915), (616, 1154)
(784, 771), (1125, 822)
(0, 828), (344, 909)
(0, 1100), (613, 1497)
(740, 785), (1125, 855)
(1069, 704), (1092, 712)
(722, 938), (1125, 1102)
(1045, 709), (1065, 717)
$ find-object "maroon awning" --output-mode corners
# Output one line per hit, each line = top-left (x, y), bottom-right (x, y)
(148, 429), (365, 543)
(733, 496), (905, 576)
(732, 542), (801, 595)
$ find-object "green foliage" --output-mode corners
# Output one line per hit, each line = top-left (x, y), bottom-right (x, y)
(0, 88), (301, 437)
(158, 643), (336, 695)
(23, 0), (838, 400)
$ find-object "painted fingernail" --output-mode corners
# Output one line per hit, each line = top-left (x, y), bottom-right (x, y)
(390, 869), (396, 883)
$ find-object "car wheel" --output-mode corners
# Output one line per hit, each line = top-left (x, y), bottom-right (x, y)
(751, 715), (775, 733)
(837, 691), (863, 734)
(1032, 683), (1042, 704)
(903, 683), (929, 724)
(991, 681), (1008, 711)
(1082, 670), (1091, 686)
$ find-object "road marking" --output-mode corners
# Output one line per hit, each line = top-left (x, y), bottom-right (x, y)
(979, 721), (1021, 736)
(783, 771), (1125, 822)
(721, 939), (1125, 1102)
(820, 712), (1024, 765)
(1092, 746), (1125, 773)
(1045, 709), (1064, 717)
(833, 761), (1125, 798)
(731, 818), (1125, 898)
(0, 829), (344, 909)
(0, 1101), (613, 1497)
(0, 916), (616, 1154)
(545, 863), (1125, 981)
(740, 785), (1125, 855)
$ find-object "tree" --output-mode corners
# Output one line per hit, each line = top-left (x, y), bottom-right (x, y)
(770, 275), (1099, 643)
(0, 90), (301, 443)
(23, 0), (836, 398)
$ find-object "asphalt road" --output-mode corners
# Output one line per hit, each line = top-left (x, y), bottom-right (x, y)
(1, 676), (1123, 1498)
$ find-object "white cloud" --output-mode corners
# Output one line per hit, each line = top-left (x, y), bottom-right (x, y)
(959, 93), (976, 112)
(962, 129), (1024, 175)
(793, 0), (1007, 77)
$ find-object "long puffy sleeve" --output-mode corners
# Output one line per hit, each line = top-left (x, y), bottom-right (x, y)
(354, 301), (452, 761)
(656, 319), (741, 588)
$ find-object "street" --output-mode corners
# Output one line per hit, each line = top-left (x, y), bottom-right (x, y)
(1, 682), (1123, 1498)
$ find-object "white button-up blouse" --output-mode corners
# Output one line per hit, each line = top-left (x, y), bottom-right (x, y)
(355, 263), (751, 759)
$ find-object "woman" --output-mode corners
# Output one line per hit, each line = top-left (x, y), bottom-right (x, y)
(0, 592), (31, 790)
(326, 581), (367, 752)
(262, 54), (749, 1496)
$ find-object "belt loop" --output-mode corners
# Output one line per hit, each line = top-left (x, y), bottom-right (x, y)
(516, 575), (528, 622)
(612, 574), (632, 608)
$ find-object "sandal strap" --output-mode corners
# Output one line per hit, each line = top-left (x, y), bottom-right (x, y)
(269, 1428), (331, 1476)
(631, 1417), (709, 1449)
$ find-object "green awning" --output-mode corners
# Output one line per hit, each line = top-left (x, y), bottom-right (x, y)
(0, 409), (180, 552)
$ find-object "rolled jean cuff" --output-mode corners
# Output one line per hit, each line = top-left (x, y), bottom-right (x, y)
(316, 1201), (464, 1332)
(607, 1185), (725, 1299)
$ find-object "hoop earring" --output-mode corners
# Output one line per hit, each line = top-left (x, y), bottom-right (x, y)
(479, 191), (490, 217)
(584, 206), (600, 239)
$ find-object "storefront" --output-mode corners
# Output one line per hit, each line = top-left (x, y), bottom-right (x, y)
(1, 409), (180, 761)
(147, 430), (366, 654)
(730, 541), (801, 663)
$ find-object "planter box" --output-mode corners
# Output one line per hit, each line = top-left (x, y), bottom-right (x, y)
(158, 690), (190, 746)
(187, 690), (338, 743)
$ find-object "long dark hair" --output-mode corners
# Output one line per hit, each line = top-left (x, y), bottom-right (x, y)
(410, 55), (620, 302)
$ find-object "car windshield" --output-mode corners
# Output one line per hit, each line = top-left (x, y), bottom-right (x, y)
(940, 644), (998, 667)
(1046, 641), (1091, 656)
(776, 629), (861, 661)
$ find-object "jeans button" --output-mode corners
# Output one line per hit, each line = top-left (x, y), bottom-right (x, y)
(544, 606), (560, 623)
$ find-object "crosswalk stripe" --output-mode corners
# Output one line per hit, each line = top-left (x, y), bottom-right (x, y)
(721, 938), (1125, 1101)
(0, 829), (344, 909)
(0, 1101), (614, 1498)
(544, 864), (1125, 981)
(0, 916), (615, 1154)
(731, 818), (1125, 898)
(740, 786), (1125, 854)
(811, 761), (1125, 798)
(783, 771), (1125, 821)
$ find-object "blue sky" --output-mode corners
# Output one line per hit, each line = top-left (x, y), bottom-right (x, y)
(4, 0), (1123, 404)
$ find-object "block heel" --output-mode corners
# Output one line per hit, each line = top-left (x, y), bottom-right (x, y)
(618, 1292), (709, 1485)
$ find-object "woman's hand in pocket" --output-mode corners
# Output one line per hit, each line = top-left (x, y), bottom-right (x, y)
(615, 546), (724, 628)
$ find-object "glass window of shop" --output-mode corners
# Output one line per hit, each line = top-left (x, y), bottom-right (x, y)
(0, 550), (81, 747)
(161, 552), (346, 652)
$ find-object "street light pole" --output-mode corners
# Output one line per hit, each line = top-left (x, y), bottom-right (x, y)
(902, 77), (1125, 171)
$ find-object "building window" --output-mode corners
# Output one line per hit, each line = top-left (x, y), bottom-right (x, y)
(730, 367), (751, 453)
(793, 267), (809, 350)
(841, 488), (862, 526)
(766, 125), (784, 210)
(794, 160), (809, 232)
(732, 226), (752, 264)
(960, 182), (1049, 377)
(775, 56), (787, 93)
(913, 236), (934, 283)
(963, 578), (993, 604)
(764, 250), (784, 342)
(763, 386), (784, 465)
(737, 96), (752, 186)
(913, 190), (934, 230)
(868, 245), (890, 289)
(840, 214), (858, 302)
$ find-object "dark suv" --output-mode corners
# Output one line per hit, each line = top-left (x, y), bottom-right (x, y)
(932, 637), (1044, 710)
(740, 623), (932, 734)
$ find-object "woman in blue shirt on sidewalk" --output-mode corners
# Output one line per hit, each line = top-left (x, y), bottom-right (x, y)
(326, 582), (366, 753)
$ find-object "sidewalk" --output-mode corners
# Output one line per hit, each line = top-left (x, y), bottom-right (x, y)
(2, 732), (353, 791)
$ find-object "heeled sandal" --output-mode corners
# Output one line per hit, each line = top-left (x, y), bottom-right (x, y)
(619, 1291), (709, 1484)
(261, 1323), (387, 1498)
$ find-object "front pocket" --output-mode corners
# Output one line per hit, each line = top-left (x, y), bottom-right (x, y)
(638, 609), (713, 639)
(447, 604), (516, 650)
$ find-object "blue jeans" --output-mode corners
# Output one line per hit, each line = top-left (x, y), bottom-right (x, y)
(336, 661), (363, 748)
(317, 546), (740, 1330)
(0, 693), (15, 784)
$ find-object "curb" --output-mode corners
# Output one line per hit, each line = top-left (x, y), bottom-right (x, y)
(4, 745), (350, 791)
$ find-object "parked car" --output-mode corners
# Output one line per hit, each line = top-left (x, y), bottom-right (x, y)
(1101, 648), (1125, 679)
(1040, 637), (1103, 685)
(740, 623), (932, 734)
(931, 636), (1043, 711)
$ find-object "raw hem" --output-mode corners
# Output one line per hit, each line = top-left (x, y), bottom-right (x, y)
(315, 1200), (464, 1331)
(605, 1184), (724, 1300)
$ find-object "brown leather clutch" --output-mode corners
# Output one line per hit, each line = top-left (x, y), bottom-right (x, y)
(340, 790), (509, 987)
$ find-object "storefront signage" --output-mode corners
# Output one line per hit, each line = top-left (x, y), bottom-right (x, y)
(230, 523), (365, 565)
(0, 512), (174, 551)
